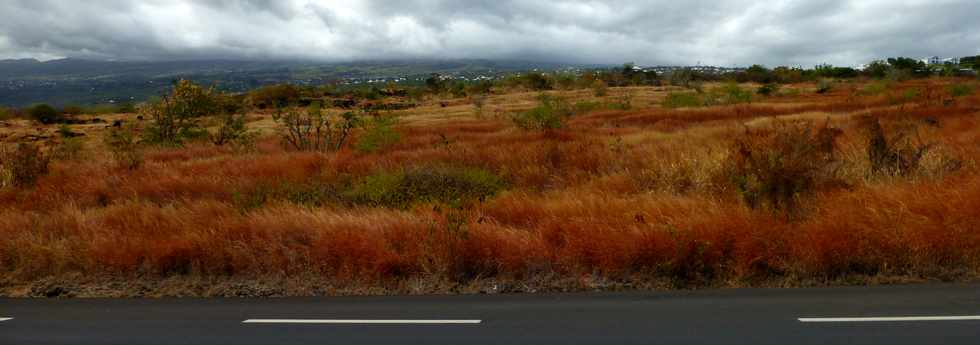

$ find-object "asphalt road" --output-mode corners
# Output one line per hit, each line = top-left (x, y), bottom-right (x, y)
(1, 284), (979, 345)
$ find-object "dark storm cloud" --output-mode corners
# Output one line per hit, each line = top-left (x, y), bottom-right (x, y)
(1, 0), (978, 66)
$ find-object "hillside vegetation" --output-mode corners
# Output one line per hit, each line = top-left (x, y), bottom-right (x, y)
(0, 73), (979, 297)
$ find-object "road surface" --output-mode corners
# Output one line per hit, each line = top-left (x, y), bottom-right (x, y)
(1, 283), (979, 344)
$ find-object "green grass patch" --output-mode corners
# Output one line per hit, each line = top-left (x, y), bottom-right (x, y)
(347, 167), (507, 208)
(662, 92), (703, 108)
(949, 84), (974, 98)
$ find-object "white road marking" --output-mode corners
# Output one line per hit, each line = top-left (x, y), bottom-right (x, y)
(799, 315), (980, 323)
(0, 318), (12, 322)
(243, 319), (481, 325)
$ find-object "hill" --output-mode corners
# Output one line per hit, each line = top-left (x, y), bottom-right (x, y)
(0, 59), (578, 107)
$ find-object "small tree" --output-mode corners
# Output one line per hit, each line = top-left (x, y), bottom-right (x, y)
(728, 120), (843, 217)
(143, 80), (221, 146)
(471, 93), (488, 117)
(104, 124), (144, 170)
(28, 104), (63, 124)
(210, 112), (257, 151)
(512, 94), (574, 131)
(0, 143), (50, 187)
(592, 79), (609, 97)
(273, 103), (360, 151)
(355, 115), (401, 153)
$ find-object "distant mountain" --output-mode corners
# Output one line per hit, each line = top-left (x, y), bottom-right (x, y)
(0, 59), (581, 107)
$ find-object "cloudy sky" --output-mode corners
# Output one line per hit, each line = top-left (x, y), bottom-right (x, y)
(1, 0), (978, 67)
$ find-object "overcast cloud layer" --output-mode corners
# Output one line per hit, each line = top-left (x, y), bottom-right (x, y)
(1, 0), (978, 67)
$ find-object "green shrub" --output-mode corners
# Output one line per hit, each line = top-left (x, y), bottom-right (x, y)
(574, 100), (604, 114)
(248, 84), (302, 109)
(662, 92), (703, 108)
(104, 124), (144, 170)
(757, 83), (780, 96)
(143, 80), (222, 146)
(592, 80), (609, 97)
(714, 83), (753, 104)
(62, 105), (84, 116)
(28, 104), (63, 124)
(612, 92), (634, 110)
(949, 84), (974, 98)
(210, 112), (256, 152)
(816, 79), (834, 94)
(52, 125), (85, 161)
(471, 94), (487, 118)
(273, 103), (361, 151)
(861, 116), (946, 177)
(728, 121), (843, 217)
(348, 167), (506, 208)
(0, 143), (50, 187)
(0, 107), (12, 120)
(355, 115), (401, 153)
(860, 81), (891, 96)
(512, 94), (574, 130)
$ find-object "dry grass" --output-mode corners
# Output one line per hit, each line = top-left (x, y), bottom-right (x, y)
(1, 78), (979, 297)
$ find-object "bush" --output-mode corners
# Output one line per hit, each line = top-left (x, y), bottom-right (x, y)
(948, 84), (974, 98)
(143, 80), (222, 146)
(347, 167), (506, 208)
(248, 84), (302, 109)
(355, 115), (401, 153)
(592, 79), (609, 97)
(662, 92), (703, 108)
(273, 103), (360, 151)
(860, 81), (891, 96)
(512, 94), (574, 130)
(210, 112), (256, 152)
(28, 104), (63, 124)
(728, 121), (843, 216)
(861, 116), (937, 177)
(710, 83), (752, 104)
(104, 124), (144, 170)
(757, 83), (780, 96)
(62, 105), (84, 116)
(0, 143), (50, 187)
(471, 94), (487, 118)
(816, 79), (834, 94)
(52, 125), (85, 161)
(0, 107), (12, 120)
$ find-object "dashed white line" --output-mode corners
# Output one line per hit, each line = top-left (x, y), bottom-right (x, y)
(243, 319), (482, 325)
(799, 315), (980, 323)
(0, 318), (12, 322)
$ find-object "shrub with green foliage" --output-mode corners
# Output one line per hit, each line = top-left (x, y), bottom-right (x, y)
(592, 79), (609, 97)
(0, 143), (50, 187)
(104, 124), (144, 170)
(273, 103), (360, 151)
(948, 84), (974, 98)
(757, 83), (780, 96)
(728, 121), (844, 217)
(143, 80), (222, 146)
(28, 104), (63, 124)
(861, 116), (944, 177)
(248, 84), (302, 109)
(471, 93), (487, 118)
(512, 94), (574, 130)
(707, 83), (752, 105)
(347, 167), (506, 208)
(210, 112), (257, 152)
(662, 92), (703, 108)
(816, 79), (834, 94)
(860, 81), (892, 96)
(355, 115), (401, 153)
(52, 125), (85, 161)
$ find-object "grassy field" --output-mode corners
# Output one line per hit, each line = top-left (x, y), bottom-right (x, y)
(1, 78), (979, 297)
